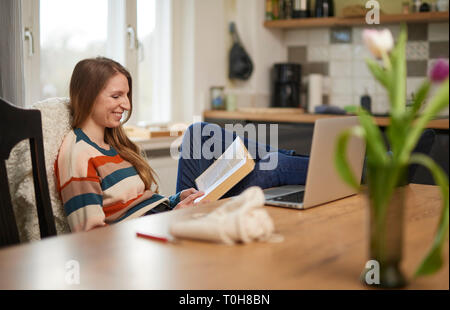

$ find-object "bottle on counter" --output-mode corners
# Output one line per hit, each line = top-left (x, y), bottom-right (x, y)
(402, 1), (410, 14)
(316, 0), (334, 17)
(272, 0), (280, 19)
(292, 0), (310, 18)
(308, 74), (323, 114)
(210, 86), (225, 110)
(284, 0), (293, 19)
(315, 0), (325, 17)
(412, 0), (422, 12)
(437, 0), (449, 12)
(419, 2), (431, 11)
(278, 0), (285, 19)
(360, 91), (372, 114)
(265, 0), (273, 21)
(323, 0), (334, 17)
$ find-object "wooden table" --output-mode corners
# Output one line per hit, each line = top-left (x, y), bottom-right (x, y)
(0, 184), (447, 289)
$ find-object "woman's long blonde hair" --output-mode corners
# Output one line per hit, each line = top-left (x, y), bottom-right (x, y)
(69, 57), (159, 192)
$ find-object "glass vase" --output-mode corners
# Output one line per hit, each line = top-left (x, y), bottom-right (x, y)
(361, 165), (408, 288)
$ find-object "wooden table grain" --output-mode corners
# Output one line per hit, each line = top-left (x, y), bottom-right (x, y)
(0, 184), (447, 289)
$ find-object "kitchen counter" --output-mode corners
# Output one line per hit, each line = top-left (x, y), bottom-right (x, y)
(204, 109), (449, 185)
(131, 136), (182, 152)
(203, 110), (449, 130)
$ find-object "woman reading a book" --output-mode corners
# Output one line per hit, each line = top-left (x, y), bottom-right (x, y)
(55, 57), (309, 233)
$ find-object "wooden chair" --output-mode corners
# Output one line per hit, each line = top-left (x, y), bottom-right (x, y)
(0, 97), (56, 247)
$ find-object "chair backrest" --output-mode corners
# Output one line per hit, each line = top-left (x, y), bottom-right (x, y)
(0, 97), (57, 247)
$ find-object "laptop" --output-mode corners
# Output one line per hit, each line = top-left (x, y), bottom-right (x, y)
(264, 117), (366, 209)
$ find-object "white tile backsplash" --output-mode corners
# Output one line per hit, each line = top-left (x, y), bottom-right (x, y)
(307, 28), (330, 45)
(353, 78), (376, 96)
(352, 60), (372, 78)
(375, 81), (389, 96)
(307, 45), (330, 62)
(285, 29), (308, 46)
(329, 95), (353, 108)
(428, 23), (450, 42)
(406, 41), (429, 60)
(352, 44), (371, 60)
(330, 44), (353, 60)
(372, 92), (390, 114)
(330, 61), (352, 77)
(322, 76), (331, 95)
(330, 78), (353, 95)
(352, 27), (364, 44)
(285, 22), (447, 114)
(353, 95), (361, 107)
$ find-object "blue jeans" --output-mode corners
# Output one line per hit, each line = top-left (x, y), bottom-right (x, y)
(176, 122), (309, 198)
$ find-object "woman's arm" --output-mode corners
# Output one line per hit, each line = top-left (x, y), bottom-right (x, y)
(56, 154), (106, 232)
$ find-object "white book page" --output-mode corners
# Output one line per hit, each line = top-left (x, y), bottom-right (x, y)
(194, 137), (247, 202)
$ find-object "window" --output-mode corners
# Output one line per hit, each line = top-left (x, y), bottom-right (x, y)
(40, 0), (109, 98)
(137, 0), (171, 125)
(136, 0), (155, 125)
(22, 0), (172, 125)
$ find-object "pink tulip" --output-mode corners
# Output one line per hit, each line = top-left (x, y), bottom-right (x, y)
(362, 29), (394, 59)
(429, 59), (449, 83)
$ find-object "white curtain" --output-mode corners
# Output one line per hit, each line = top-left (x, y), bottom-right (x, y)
(0, 0), (25, 107)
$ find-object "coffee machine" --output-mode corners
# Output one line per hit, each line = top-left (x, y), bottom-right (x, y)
(271, 63), (302, 108)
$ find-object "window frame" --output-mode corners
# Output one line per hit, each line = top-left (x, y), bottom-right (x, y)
(21, 0), (150, 126)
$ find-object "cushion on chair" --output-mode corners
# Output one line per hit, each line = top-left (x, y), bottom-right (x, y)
(6, 97), (72, 242)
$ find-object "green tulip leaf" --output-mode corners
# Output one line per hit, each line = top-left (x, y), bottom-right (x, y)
(334, 126), (365, 191)
(389, 24), (408, 117)
(356, 108), (389, 165)
(402, 79), (449, 162)
(365, 58), (389, 89)
(408, 80), (431, 121)
(409, 154), (449, 277)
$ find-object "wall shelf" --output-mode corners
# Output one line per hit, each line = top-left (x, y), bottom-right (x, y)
(263, 11), (449, 29)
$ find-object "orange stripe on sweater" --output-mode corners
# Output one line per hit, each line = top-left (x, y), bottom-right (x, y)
(60, 176), (101, 192)
(90, 154), (123, 168)
(84, 154), (123, 180)
(103, 193), (144, 218)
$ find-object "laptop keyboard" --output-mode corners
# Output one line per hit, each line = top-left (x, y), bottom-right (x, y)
(272, 191), (305, 203)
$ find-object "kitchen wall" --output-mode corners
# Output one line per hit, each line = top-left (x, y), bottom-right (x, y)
(171, 0), (286, 121)
(171, 0), (227, 123)
(285, 22), (450, 115)
(223, 0), (286, 108)
(171, 0), (449, 120)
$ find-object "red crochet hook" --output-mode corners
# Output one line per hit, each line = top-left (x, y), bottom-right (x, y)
(136, 232), (177, 243)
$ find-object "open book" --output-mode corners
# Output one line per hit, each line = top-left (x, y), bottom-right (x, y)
(194, 136), (255, 203)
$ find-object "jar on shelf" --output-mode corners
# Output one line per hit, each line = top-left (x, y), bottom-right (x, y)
(436, 0), (449, 12)
(402, 1), (410, 14)
(210, 86), (225, 110)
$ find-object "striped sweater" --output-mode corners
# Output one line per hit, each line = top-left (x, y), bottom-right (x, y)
(55, 128), (180, 232)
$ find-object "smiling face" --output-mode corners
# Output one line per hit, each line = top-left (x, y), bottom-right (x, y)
(89, 72), (131, 129)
